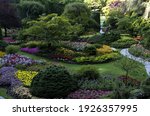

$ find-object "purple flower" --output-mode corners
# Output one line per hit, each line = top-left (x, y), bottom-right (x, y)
(1, 54), (42, 66)
(67, 89), (111, 99)
(21, 47), (39, 54)
(0, 67), (22, 87)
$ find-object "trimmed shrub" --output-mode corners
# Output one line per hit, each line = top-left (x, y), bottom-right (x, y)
(31, 65), (78, 98)
(0, 40), (8, 50)
(73, 52), (120, 63)
(5, 45), (20, 54)
(84, 45), (96, 55)
(77, 66), (100, 80)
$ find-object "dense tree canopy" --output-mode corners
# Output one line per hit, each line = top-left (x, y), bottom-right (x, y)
(0, 0), (21, 36)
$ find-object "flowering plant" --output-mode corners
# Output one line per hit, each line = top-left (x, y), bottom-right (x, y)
(97, 45), (113, 55)
(21, 47), (39, 54)
(16, 70), (38, 86)
(0, 67), (22, 87)
(0, 51), (5, 58)
(1, 54), (43, 66)
(67, 89), (111, 99)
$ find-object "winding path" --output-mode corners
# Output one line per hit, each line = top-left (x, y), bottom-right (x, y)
(120, 49), (150, 77)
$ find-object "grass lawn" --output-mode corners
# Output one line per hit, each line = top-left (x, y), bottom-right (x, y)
(0, 88), (12, 99)
(18, 52), (147, 81)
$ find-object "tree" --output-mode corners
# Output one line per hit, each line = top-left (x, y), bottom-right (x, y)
(117, 57), (139, 78)
(18, 0), (45, 19)
(23, 14), (82, 45)
(0, 0), (21, 36)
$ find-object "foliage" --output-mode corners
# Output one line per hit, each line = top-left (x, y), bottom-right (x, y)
(31, 65), (78, 98)
(5, 45), (20, 54)
(63, 2), (90, 26)
(63, 2), (98, 31)
(73, 52), (120, 63)
(128, 45), (150, 59)
(111, 37), (138, 48)
(141, 78), (150, 97)
(97, 45), (112, 55)
(23, 14), (82, 43)
(57, 47), (85, 57)
(16, 70), (38, 86)
(18, 0), (45, 19)
(21, 41), (48, 49)
(116, 57), (140, 78)
(0, 51), (6, 58)
(0, 40), (8, 50)
(77, 66), (100, 80)
(84, 45), (96, 55)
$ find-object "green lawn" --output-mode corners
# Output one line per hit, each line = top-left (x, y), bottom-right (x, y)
(18, 52), (147, 81)
(0, 88), (12, 99)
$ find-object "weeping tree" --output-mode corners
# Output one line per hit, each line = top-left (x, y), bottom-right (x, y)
(0, 0), (21, 36)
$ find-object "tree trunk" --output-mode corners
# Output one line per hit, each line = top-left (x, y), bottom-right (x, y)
(4, 27), (7, 37)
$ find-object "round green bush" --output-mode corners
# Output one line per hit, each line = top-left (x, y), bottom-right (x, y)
(84, 45), (96, 55)
(5, 45), (20, 54)
(31, 65), (78, 98)
(77, 66), (100, 80)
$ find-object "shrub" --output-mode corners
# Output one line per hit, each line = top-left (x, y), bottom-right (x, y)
(77, 66), (100, 80)
(84, 45), (96, 55)
(16, 70), (38, 87)
(97, 45), (112, 55)
(5, 45), (20, 54)
(63, 2), (90, 27)
(111, 39), (137, 48)
(128, 45), (150, 59)
(22, 41), (48, 49)
(141, 78), (150, 97)
(0, 40), (8, 50)
(31, 65), (78, 98)
(73, 52), (120, 63)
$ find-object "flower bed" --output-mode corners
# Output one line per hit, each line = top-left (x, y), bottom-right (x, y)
(128, 45), (150, 60)
(0, 51), (5, 58)
(73, 53), (120, 64)
(16, 70), (38, 86)
(21, 47), (40, 54)
(3, 37), (19, 44)
(0, 67), (22, 87)
(1, 54), (43, 66)
(67, 89), (111, 99)
(62, 41), (90, 51)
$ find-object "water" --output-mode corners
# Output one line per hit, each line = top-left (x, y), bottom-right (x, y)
(0, 96), (5, 99)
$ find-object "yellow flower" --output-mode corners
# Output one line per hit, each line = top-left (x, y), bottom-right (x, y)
(0, 51), (6, 58)
(97, 45), (112, 55)
(16, 70), (38, 86)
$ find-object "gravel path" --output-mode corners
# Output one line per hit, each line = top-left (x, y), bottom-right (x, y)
(0, 96), (5, 99)
(120, 48), (150, 77)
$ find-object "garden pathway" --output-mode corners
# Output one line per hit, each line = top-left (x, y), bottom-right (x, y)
(120, 49), (150, 77)
(0, 96), (4, 99)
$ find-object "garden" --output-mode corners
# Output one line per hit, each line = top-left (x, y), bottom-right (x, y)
(0, 0), (150, 99)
